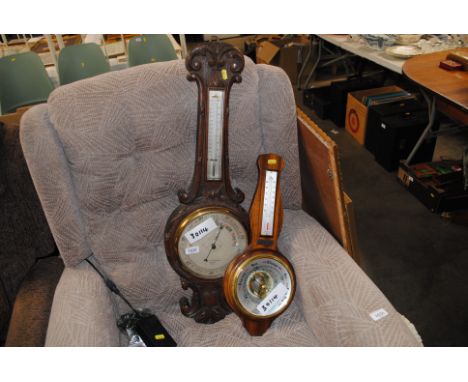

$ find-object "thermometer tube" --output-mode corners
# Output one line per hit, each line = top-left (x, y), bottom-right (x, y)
(207, 90), (224, 181)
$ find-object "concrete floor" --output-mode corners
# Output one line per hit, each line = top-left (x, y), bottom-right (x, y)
(298, 95), (468, 346)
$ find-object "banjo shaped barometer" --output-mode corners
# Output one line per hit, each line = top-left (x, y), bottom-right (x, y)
(224, 154), (296, 336)
(164, 42), (249, 324)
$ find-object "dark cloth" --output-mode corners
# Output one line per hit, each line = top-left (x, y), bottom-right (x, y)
(0, 120), (56, 344)
(5, 256), (64, 346)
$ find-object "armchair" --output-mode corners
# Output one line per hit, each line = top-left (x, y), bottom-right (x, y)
(20, 57), (422, 346)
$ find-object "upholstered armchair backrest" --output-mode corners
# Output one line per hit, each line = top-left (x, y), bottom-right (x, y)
(20, 58), (301, 270)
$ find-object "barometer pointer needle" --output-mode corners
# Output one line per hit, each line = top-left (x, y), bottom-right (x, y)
(204, 225), (223, 262)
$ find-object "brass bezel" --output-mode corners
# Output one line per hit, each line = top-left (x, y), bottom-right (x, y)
(174, 206), (248, 280)
(229, 251), (296, 319)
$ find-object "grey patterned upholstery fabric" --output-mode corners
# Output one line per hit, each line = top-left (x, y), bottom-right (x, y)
(20, 58), (422, 346)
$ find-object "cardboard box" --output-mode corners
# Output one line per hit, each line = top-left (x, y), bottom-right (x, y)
(256, 40), (281, 64)
(329, 76), (384, 127)
(256, 36), (309, 85)
(345, 86), (404, 145)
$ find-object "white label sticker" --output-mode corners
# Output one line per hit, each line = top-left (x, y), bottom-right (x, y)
(185, 217), (218, 244)
(256, 282), (288, 315)
(369, 308), (389, 321)
(185, 246), (200, 255)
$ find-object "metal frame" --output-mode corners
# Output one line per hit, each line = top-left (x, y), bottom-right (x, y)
(179, 34), (187, 58)
(405, 88), (467, 165)
(297, 35), (357, 90)
(45, 35), (58, 67)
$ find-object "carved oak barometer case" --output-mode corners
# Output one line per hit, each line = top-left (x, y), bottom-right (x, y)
(224, 154), (296, 336)
(164, 42), (249, 324)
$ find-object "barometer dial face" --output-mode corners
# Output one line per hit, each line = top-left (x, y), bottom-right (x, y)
(177, 208), (248, 279)
(233, 254), (294, 318)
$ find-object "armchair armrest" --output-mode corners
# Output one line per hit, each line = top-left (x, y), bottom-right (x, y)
(44, 261), (121, 346)
(280, 209), (422, 346)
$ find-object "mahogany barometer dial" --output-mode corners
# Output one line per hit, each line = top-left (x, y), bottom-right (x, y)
(176, 207), (247, 279)
(164, 42), (249, 324)
(224, 154), (296, 336)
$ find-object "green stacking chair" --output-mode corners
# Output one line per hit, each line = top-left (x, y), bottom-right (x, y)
(58, 43), (110, 85)
(0, 52), (54, 114)
(128, 34), (178, 67)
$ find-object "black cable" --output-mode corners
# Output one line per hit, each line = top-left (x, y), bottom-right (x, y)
(85, 257), (139, 316)
(85, 257), (177, 346)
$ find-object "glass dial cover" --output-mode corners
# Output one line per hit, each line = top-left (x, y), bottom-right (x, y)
(178, 209), (248, 279)
(235, 255), (294, 317)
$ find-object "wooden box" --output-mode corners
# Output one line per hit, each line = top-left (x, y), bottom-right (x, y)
(398, 161), (468, 213)
(256, 36), (309, 85)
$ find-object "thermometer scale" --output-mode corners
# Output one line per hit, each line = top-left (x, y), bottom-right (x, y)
(224, 154), (296, 336)
(261, 170), (278, 236)
(207, 90), (225, 181)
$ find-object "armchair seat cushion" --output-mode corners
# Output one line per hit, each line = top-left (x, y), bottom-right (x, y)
(46, 210), (421, 346)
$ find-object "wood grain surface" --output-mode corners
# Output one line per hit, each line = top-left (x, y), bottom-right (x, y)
(248, 154), (284, 252)
(403, 48), (468, 111)
(297, 109), (349, 251)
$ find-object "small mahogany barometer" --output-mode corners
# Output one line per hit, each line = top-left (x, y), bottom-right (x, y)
(224, 154), (296, 336)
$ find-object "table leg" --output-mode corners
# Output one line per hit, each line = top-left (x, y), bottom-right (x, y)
(303, 38), (322, 89)
(404, 91), (437, 165)
(297, 35), (313, 89)
(179, 34), (188, 59)
(45, 35), (58, 68)
(298, 36), (321, 90)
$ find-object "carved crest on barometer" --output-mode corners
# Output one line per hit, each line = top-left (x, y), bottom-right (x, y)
(178, 42), (245, 205)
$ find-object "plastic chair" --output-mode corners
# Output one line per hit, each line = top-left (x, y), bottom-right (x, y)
(128, 35), (178, 67)
(0, 52), (54, 114)
(57, 43), (110, 85)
